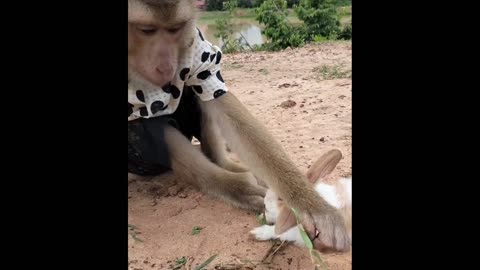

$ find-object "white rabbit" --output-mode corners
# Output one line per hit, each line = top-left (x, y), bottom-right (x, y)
(250, 149), (352, 247)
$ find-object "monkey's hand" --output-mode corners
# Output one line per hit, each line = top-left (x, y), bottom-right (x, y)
(212, 172), (267, 212)
(295, 192), (351, 253)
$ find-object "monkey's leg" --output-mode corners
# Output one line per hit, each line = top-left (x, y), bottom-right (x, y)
(200, 111), (249, 173)
(199, 99), (268, 188)
(164, 125), (266, 211)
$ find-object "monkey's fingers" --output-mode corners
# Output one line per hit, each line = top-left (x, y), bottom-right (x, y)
(243, 183), (267, 197)
(301, 212), (317, 237)
(237, 183), (266, 211)
(243, 195), (265, 212)
(241, 173), (268, 197)
(313, 238), (336, 253)
(313, 228), (350, 253)
(310, 215), (351, 253)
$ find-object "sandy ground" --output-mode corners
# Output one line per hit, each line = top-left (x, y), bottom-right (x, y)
(128, 41), (352, 270)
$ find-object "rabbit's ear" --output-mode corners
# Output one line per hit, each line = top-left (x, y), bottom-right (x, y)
(274, 202), (298, 234)
(306, 149), (343, 183)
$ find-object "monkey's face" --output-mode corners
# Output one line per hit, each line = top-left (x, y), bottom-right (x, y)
(128, 0), (195, 87)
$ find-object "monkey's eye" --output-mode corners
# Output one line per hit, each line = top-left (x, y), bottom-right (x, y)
(167, 27), (181, 34)
(166, 23), (185, 35)
(137, 25), (158, 35)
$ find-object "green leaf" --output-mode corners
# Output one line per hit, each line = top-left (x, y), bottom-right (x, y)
(171, 257), (187, 270)
(291, 208), (329, 270)
(298, 224), (314, 250)
(128, 224), (144, 242)
(256, 212), (267, 225)
(195, 254), (218, 270)
(191, 226), (203, 235)
(311, 249), (329, 270)
(130, 232), (144, 243)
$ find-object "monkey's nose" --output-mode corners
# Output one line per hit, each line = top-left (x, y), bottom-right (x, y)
(152, 67), (174, 87)
(156, 66), (173, 76)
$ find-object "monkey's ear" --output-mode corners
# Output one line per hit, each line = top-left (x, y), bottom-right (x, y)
(306, 149), (343, 183)
(274, 202), (297, 234)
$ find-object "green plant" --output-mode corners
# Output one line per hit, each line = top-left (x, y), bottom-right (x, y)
(213, 0), (250, 53)
(253, 0), (266, 7)
(338, 23), (351, 40)
(237, 0), (254, 8)
(312, 35), (328, 42)
(314, 64), (351, 80)
(254, 0), (299, 7)
(291, 208), (329, 270)
(287, 0), (300, 7)
(294, 0), (341, 41)
(207, 0), (224, 11)
(195, 255), (218, 270)
(256, 212), (267, 225)
(191, 226), (203, 235)
(336, 0), (351, 7)
(255, 0), (305, 51)
(170, 257), (187, 270)
(128, 224), (144, 242)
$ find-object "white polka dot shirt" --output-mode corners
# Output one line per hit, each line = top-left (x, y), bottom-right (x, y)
(128, 28), (228, 121)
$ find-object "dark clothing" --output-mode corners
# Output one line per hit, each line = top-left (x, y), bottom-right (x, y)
(127, 87), (203, 176)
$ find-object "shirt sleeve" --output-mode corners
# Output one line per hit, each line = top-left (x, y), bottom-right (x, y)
(185, 29), (228, 101)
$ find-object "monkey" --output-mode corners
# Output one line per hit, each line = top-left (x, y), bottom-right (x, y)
(127, 0), (350, 253)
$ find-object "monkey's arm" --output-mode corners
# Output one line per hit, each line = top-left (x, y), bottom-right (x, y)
(202, 92), (350, 252)
(203, 93), (321, 209)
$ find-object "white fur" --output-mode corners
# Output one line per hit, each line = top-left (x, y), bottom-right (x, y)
(250, 224), (305, 246)
(315, 183), (341, 208)
(279, 226), (304, 246)
(338, 177), (352, 207)
(264, 189), (279, 224)
(250, 177), (352, 246)
(250, 225), (275, 240)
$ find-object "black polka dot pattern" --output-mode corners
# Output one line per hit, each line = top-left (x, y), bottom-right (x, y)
(216, 71), (224, 83)
(139, 106), (149, 117)
(210, 53), (216, 62)
(197, 70), (212, 80)
(136, 90), (145, 102)
(150, 101), (168, 114)
(214, 89), (227, 99)
(170, 84), (181, 99)
(162, 82), (171, 93)
(128, 103), (134, 117)
(215, 51), (222, 65)
(201, 52), (210, 62)
(180, 68), (190, 81)
(197, 28), (204, 41)
(192, 85), (203, 94)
